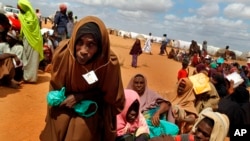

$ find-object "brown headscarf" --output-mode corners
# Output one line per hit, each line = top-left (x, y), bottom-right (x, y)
(129, 38), (142, 55)
(50, 16), (124, 106)
(171, 78), (198, 116)
(40, 16), (125, 141)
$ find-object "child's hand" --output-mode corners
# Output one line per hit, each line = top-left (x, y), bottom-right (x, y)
(124, 124), (130, 133)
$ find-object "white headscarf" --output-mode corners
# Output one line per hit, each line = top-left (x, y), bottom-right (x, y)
(192, 107), (229, 141)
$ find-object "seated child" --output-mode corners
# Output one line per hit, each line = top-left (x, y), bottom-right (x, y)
(116, 89), (150, 141)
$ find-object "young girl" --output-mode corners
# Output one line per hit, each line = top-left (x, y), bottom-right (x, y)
(116, 89), (150, 141)
(129, 38), (142, 68)
(177, 59), (189, 81)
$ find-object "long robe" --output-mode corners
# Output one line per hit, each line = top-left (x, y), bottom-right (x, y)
(39, 16), (125, 141)
(18, 0), (44, 82)
(142, 36), (152, 53)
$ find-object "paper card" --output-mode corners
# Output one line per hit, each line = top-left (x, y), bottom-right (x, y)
(226, 72), (244, 88)
(188, 73), (211, 95)
(82, 70), (98, 85)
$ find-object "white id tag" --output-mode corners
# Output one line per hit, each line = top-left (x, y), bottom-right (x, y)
(82, 70), (98, 84)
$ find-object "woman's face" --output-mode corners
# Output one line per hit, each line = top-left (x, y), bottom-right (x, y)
(75, 33), (98, 65)
(126, 110), (137, 123)
(132, 76), (145, 96)
(126, 100), (139, 123)
(177, 79), (186, 95)
(195, 120), (212, 141)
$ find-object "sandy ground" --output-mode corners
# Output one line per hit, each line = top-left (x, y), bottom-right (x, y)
(0, 21), (238, 140)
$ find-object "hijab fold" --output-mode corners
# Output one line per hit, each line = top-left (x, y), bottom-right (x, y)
(192, 107), (229, 141)
(18, 0), (44, 61)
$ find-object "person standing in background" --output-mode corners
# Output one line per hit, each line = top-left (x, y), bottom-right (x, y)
(74, 15), (78, 23)
(159, 34), (169, 56)
(53, 3), (68, 42)
(224, 45), (230, 60)
(35, 9), (42, 28)
(143, 32), (153, 55)
(201, 40), (208, 61)
(17, 0), (44, 83)
(66, 10), (74, 38)
(129, 38), (142, 68)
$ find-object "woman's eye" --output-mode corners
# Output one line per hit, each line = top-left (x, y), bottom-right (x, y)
(89, 42), (97, 48)
(76, 40), (83, 46)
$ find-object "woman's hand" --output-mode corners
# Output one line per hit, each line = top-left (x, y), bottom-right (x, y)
(228, 80), (234, 95)
(182, 114), (196, 124)
(151, 112), (160, 126)
(60, 95), (77, 108)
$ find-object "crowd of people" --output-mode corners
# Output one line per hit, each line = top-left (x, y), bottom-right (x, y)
(1, 0), (250, 141)
(0, 0), (43, 88)
(0, 0), (76, 88)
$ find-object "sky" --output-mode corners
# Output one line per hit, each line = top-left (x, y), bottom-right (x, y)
(1, 0), (250, 53)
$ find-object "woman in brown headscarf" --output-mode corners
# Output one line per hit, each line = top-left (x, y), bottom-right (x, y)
(171, 78), (198, 134)
(129, 38), (142, 68)
(39, 16), (125, 141)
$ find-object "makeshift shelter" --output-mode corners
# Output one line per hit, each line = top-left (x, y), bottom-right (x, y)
(135, 34), (145, 41)
(215, 48), (236, 60)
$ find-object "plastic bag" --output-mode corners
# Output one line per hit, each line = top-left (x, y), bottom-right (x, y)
(74, 100), (98, 117)
(46, 87), (98, 117)
(47, 87), (66, 106)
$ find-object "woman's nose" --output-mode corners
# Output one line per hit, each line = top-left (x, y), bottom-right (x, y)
(80, 45), (88, 53)
(80, 51), (87, 56)
(80, 49), (88, 56)
(136, 83), (142, 87)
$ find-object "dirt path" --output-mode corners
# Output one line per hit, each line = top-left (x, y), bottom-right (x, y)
(0, 71), (50, 141)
